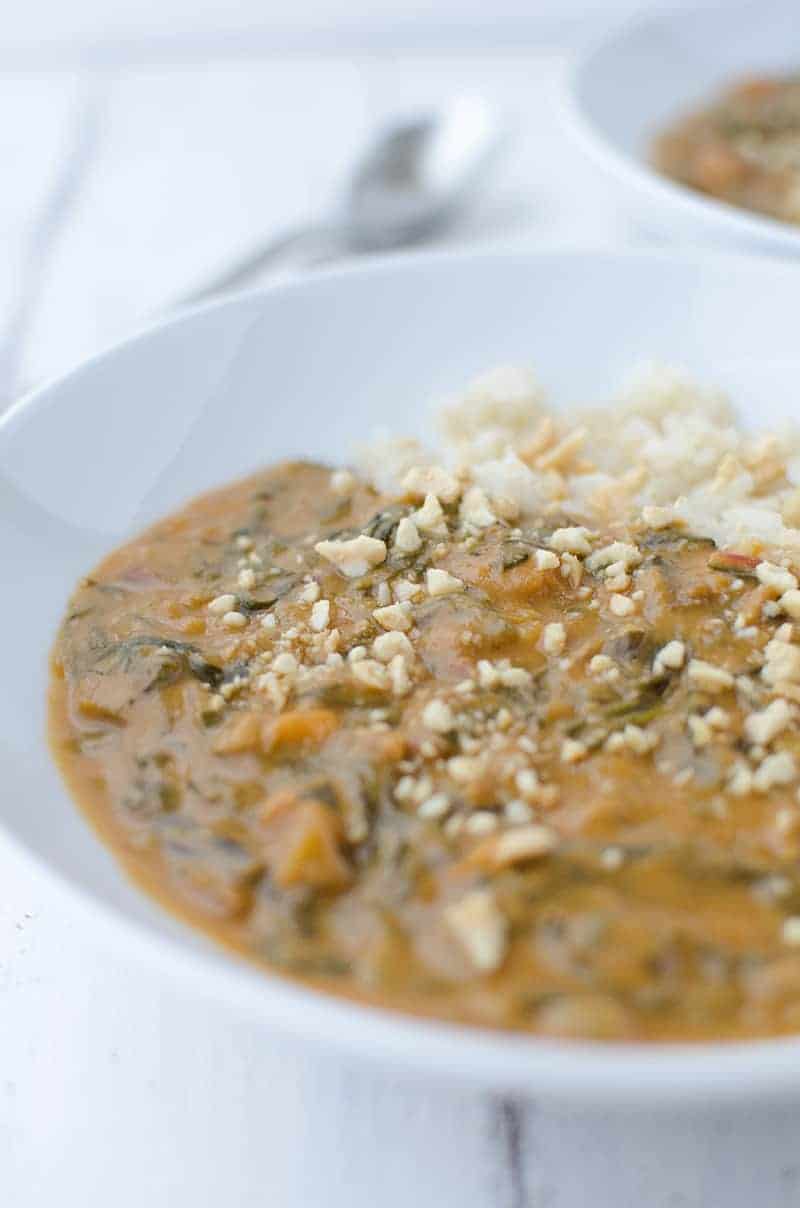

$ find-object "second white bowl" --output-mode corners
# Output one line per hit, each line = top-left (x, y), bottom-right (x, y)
(567, 0), (800, 255)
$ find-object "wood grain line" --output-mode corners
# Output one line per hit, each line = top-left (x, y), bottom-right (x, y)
(0, 81), (105, 407)
(496, 1096), (530, 1208)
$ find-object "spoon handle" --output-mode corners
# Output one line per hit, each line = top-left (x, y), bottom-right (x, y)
(172, 224), (343, 309)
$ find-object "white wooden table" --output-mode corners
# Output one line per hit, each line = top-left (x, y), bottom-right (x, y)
(0, 47), (676, 1207)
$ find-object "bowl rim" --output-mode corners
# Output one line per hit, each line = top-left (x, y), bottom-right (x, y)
(563, 2), (800, 254)
(8, 243), (800, 1106)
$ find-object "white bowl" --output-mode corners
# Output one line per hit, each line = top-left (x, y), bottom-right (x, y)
(567, 1), (800, 255)
(5, 247), (800, 1206)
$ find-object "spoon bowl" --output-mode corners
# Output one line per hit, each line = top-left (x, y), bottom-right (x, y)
(177, 96), (504, 304)
(345, 97), (503, 251)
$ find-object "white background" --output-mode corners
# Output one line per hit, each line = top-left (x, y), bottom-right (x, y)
(5, 0), (710, 57)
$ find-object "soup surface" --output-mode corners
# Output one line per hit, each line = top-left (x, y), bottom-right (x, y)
(50, 366), (800, 1041)
(653, 73), (800, 226)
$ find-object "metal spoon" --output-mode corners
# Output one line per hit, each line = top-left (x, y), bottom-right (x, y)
(175, 96), (504, 308)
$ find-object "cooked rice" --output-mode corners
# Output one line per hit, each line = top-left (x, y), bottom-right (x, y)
(356, 363), (800, 560)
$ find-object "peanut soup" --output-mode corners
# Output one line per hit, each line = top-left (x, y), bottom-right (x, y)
(653, 73), (800, 226)
(50, 366), (800, 1041)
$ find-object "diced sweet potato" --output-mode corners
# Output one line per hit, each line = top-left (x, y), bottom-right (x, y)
(76, 698), (126, 724)
(178, 617), (206, 636)
(74, 672), (130, 724)
(160, 819), (263, 919)
(367, 731), (407, 763)
(692, 144), (747, 194)
(261, 795), (351, 891)
(261, 708), (339, 753)
(732, 76), (781, 101)
(213, 712), (262, 755)
(259, 787), (299, 825)
(218, 708), (341, 757)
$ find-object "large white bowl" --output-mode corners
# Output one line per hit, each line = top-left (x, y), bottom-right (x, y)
(5, 248), (800, 1206)
(568, 1), (800, 255)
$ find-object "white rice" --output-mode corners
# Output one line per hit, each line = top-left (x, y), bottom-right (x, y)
(357, 363), (800, 560)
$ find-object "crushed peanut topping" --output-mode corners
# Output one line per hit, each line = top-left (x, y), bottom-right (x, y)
(402, 464), (462, 504)
(549, 527), (592, 556)
(330, 468), (357, 495)
(589, 653), (620, 681)
(315, 534), (387, 578)
(542, 621), (566, 656)
(687, 659), (734, 694)
(425, 568), (464, 597)
(394, 516), (422, 554)
(744, 699), (793, 747)
(782, 918), (800, 948)
(418, 792), (451, 820)
(641, 505), (677, 529)
(493, 823), (556, 862)
(561, 738), (588, 763)
(445, 890), (507, 973)
(756, 562), (798, 596)
(309, 599), (330, 632)
(373, 602), (413, 632)
(779, 589), (800, 619)
(208, 593), (237, 615)
(372, 631), (413, 662)
(222, 610), (248, 630)
(753, 752), (797, 793)
(586, 542), (642, 573)
(653, 639), (686, 676)
(422, 698), (455, 733)
(763, 638), (800, 686)
(534, 548), (560, 570)
(609, 593), (636, 618)
(413, 493), (448, 534)
(460, 486), (497, 529)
